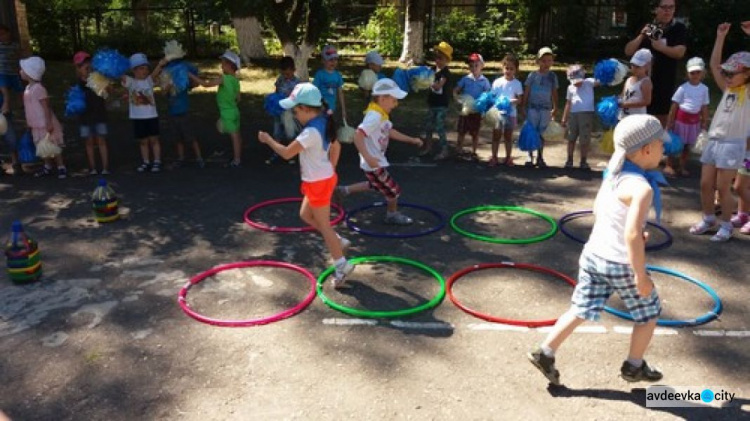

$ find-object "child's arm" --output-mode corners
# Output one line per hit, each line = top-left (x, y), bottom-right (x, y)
(623, 179), (655, 296)
(337, 87), (347, 123)
(520, 85), (531, 119)
(150, 58), (168, 81)
(701, 104), (710, 131)
(352, 130), (380, 169)
(389, 128), (423, 148)
(561, 99), (572, 127)
(191, 73), (222, 88)
(257, 131), (304, 160)
(550, 88), (559, 121)
(39, 97), (54, 133)
(666, 102), (678, 130)
(328, 140), (341, 167)
(0, 87), (10, 114)
(711, 23), (731, 92)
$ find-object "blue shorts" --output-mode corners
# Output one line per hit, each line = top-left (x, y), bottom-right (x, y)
(80, 123), (108, 139)
(571, 251), (661, 324)
(0, 74), (24, 92)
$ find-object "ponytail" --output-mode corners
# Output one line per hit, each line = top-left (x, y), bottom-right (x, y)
(320, 98), (339, 144)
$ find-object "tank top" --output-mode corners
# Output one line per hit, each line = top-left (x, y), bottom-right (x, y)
(619, 77), (649, 120)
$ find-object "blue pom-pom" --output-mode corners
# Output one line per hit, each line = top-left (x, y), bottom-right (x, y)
(474, 91), (497, 115)
(594, 59), (618, 86)
(494, 95), (512, 114)
(597, 96), (620, 128)
(64, 85), (87, 117)
(392, 68), (410, 93)
(92, 49), (130, 79)
(665, 131), (685, 155)
(518, 121), (541, 151)
(18, 131), (37, 163)
(264, 92), (286, 117)
(165, 60), (198, 93)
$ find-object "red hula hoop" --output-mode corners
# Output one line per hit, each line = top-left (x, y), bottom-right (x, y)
(243, 197), (345, 233)
(447, 262), (577, 327)
(178, 260), (317, 327)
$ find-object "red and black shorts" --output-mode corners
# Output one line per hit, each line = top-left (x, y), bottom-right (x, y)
(365, 168), (401, 199)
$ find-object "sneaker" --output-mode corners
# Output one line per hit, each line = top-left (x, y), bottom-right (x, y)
(57, 167), (67, 179)
(89, 168), (98, 176)
(384, 212), (413, 225)
(150, 162), (162, 173)
(580, 161), (591, 171)
(101, 169), (111, 175)
(196, 159), (205, 169)
(339, 236), (351, 251)
(620, 360), (663, 382)
(710, 226), (733, 242)
(536, 158), (548, 169)
(136, 162), (151, 173)
(332, 261), (355, 289)
(564, 159), (574, 169)
(34, 166), (52, 177)
(740, 221), (750, 235)
(689, 219), (717, 235)
(434, 147), (451, 161)
(225, 160), (241, 168)
(730, 213), (749, 228)
(527, 347), (561, 385)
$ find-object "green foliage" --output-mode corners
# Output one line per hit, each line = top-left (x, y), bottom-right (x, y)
(356, 5), (402, 57)
(686, 0), (750, 59)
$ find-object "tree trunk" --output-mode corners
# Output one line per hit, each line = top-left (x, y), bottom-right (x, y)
(131, 0), (149, 30)
(282, 42), (314, 81)
(399, 0), (426, 64)
(13, 0), (31, 56)
(232, 16), (268, 61)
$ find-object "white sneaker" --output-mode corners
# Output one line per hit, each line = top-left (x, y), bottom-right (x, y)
(333, 261), (355, 289)
(710, 226), (733, 242)
(384, 212), (413, 225)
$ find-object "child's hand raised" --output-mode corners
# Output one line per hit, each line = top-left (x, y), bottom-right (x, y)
(717, 22), (731, 37)
(742, 21), (750, 36)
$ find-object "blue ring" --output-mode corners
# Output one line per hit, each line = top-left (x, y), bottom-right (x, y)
(559, 210), (673, 252)
(604, 265), (722, 327)
(345, 202), (447, 238)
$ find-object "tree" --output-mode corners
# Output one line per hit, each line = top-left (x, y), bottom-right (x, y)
(399, 0), (426, 64)
(13, 0), (32, 55)
(224, 0), (267, 61)
(131, 0), (149, 29)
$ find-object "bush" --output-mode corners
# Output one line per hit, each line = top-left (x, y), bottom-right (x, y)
(356, 6), (402, 57)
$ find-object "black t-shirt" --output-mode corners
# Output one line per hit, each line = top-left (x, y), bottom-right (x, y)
(638, 20), (688, 113)
(78, 80), (107, 125)
(428, 66), (451, 107)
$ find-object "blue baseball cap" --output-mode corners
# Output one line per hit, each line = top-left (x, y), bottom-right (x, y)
(279, 83), (323, 109)
(129, 53), (149, 69)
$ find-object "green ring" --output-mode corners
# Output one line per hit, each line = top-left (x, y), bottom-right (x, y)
(317, 255), (446, 319)
(449, 205), (558, 244)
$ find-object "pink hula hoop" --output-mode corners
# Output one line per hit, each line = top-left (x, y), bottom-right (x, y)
(178, 260), (317, 327)
(243, 197), (346, 233)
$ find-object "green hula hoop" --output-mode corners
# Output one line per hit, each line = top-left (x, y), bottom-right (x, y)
(317, 255), (446, 319)
(450, 205), (558, 244)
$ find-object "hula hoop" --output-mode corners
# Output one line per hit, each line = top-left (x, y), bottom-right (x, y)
(604, 265), (722, 327)
(243, 197), (346, 233)
(450, 206), (558, 244)
(178, 260), (317, 327)
(345, 202), (447, 239)
(317, 255), (446, 318)
(447, 262), (577, 327)
(559, 210), (673, 251)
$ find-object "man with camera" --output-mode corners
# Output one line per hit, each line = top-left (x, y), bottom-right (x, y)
(624, 0), (687, 127)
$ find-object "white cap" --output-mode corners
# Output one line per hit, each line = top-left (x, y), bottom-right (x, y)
(129, 53), (149, 69)
(607, 115), (670, 175)
(365, 50), (384, 66)
(220, 50), (241, 70)
(686, 57), (705, 72)
(537, 47), (554, 59)
(20, 56), (45, 81)
(630, 49), (653, 67)
(371, 78), (407, 99)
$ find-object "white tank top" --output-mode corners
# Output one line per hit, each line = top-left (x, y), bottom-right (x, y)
(583, 173), (649, 264)
(708, 87), (750, 143)
(619, 77), (648, 120)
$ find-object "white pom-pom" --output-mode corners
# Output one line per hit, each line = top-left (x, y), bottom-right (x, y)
(611, 59), (629, 86)
(0, 113), (7, 135)
(281, 109), (297, 139)
(694, 130), (709, 154)
(543, 120), (565, 141)
(87, 72), (110, 98)
(458, 94), (475, 116)
(164, 40), (186, 61)
(484, 108), (501, 128)
(337, 124), (356, 144)
(358, 69), (377, 91)
(35, 134), (62, 158)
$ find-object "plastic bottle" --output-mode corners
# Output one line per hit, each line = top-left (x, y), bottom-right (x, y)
(5, 221), (42, 283)
(92, 178), (119, 223)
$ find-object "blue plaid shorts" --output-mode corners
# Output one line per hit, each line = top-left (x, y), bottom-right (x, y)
(572, 251), (661, 324)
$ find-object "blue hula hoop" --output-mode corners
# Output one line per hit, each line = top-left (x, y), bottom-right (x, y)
(345, 202), (447, 239)
(559, 210), (673, 252)
(604, 265), (722, 327)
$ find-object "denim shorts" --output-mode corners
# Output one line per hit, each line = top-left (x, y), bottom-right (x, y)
(80, 123), (108, 139)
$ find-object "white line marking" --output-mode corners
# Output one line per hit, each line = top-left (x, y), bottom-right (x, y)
(725, 330), (750, 337)
(693, 330), (726, 337)
(538, 325), (608, 334)
(322, 318), (378, 326)
(694, 330), (750, 338)
(389, 321), (453, 330)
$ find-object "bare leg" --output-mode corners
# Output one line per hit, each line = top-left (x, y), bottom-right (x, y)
(342, 181), (370, 194)
(736, 175), (750, 213)
(301, 198), (343, 260)
(191, 139), (203, 160)
(230, 132), (242, 163)
(150, 137), (161, 161)
(139, 139), (150, 162)
(628, 319), (657, 360)
(490, 129), (500, 160)
(699, 165), (718, 216)
(566, 140), (576, 162)
(176, 142), (186, 160)
(386, 197), (398, 213)
(541, 307), (586, 351)
(97, 137), (109, 171)
(503, 129), (513, 161)
(85, 137), (96, 169)
(471, 133), (479, 155)
(716, 168), (737, 223)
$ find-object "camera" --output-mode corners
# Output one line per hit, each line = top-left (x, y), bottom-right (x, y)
(644, 24), (664, 41)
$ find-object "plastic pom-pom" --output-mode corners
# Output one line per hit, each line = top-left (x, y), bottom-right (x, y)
(165, 60), (198, 94)
(494, 95), (512, 114)
(337, 122), (356, 144)
(392, 68), (410, 93)
(407, 66), (434, 92)
(87, 72), (110, 98)
(518, 121), (541, 151)
(264, 92), (286, 117)
(484, 108), (502, 128)
(665, 131), (685, 156)
(457, 94), (476, 116)
(694, 130), (709, 154)
(281, 109), (297, 139)
(35, 134), (61, 159)
(543, 120), (565, 141)
(612, 60), (629, 86)
(64, 85), (87, 117)
(92, 49), (130, 80)
(0, 113), (6, 135)
(474, 91), (497, 115)
(594, 59), (618, 86)
(358, 69), (377, 90)
(600, 129), (615, 154)
(18, 132), (37, 163)
(159, 70), (176, 96)
(597, 96), (620, 128)
(164, 40), (186, 61)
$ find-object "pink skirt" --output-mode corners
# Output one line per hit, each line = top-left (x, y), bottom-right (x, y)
(674, 120), (700, 145)
(30, 113), (64, 146)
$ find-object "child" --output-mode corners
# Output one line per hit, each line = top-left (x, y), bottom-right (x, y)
(689, 23), (750, 242)
(561, 64), (599, 170)
(267, 56), (300, 165)
(20, 56), (67, 179)
(312, 45), (347, 124)
(528, 114), (669, 386)
(164, 59), (203, 169)
(664, 57), (710, 177)
(336, 78), (423, 225)
(360, 50), (386, 101)
(257, 83), (354, 287)
(73, 51), (110, 175)
(0, 24), (22, 174)
(421, 41), (452, 160)
(453, 53), (490, 161)
(193, 51), (242, 167)
(122, 53), (167, 173)
(489, 54), (523, 167)
(521, 47), (559, 168)
(618, 48), (653, 121)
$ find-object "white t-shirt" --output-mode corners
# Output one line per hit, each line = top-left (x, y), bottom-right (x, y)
(123, 76), (158, 119)
(708, 87), (750, 142)
(358, 110), (392, 171)
(490, 77), (523, 117)
(296, 127), (334, 182)
(671, 82), (709, 114)
(567, 78), (596, 113)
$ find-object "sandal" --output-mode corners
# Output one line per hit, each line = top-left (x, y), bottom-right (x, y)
(689, 219), (716, 235)
(710, 227), (733, 242)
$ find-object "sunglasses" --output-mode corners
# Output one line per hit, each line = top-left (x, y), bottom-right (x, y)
(720, 69), (741, 78)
